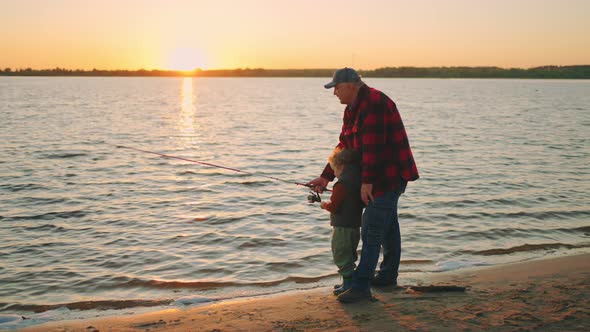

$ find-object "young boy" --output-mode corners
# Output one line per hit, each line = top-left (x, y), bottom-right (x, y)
(320, 148), (364, 295)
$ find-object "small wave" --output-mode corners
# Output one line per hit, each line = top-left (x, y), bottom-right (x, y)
(206, 216), (244, 225)
(429, 209), (590, 222)
(41, 152), (88, 159)
(237, 238), (287, 249)
(477, 209), (590, 221)
(468, 242), (590, 256)
(21, 223), (92, 234)
(1, 299), (172, 313)
(173, 296), (215, 306)
(436, 259), (489, 271)
(13, 242), (77, 255)
(19, 197), (68, 205)
(8, 210), (87, 221)
(0, 314), (23, 324)
(570, 225), (590, 234)
(123, 278), (240, 290)
(119, 273), (335, 291)
(425, 197), (540, 209)
(282, 275), (329, 284)
(398, 212), (418, 220)
(402, 259), (435, 265)
(0, 183), (47, 192)
(424, 199), (478, 209)
(400, 269), (426, 273)
(23, 224), (66, 232)
(265, 261), (304, 270)
(238, 180), (270, 187)
(176, 170), (198, 176)
(104, 237), (141, 247)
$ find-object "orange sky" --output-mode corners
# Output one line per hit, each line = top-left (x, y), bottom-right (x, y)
(1, 0), (589, 70)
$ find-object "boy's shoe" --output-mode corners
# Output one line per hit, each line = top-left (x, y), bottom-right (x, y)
(370, 274), (397, 287)
(333, 278), (352, 296)
(337, 288), (372, 303)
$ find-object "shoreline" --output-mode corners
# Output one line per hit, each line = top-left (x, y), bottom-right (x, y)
(16, 252), (590, 331)
(1, 65), (589, 79)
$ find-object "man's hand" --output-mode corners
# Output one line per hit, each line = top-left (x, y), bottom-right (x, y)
(306, 177), (329, 193)
(361, 183), (374, 206)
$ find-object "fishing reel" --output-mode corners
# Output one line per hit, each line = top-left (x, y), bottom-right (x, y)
(307, 191), (322, 204)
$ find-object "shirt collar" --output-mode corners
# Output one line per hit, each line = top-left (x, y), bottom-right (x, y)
(348, 83), (369, 111)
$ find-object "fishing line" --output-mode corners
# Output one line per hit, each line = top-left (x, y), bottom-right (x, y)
(107, 143), (331, 192)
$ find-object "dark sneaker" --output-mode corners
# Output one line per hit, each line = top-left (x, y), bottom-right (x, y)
(337, 288), (372, 303)
(370, 275), (397, 287)
(333, 286), (346, 296)
(333, 279), (352, 296)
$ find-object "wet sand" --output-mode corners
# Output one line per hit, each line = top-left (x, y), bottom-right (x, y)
(20, 253), (590, 331)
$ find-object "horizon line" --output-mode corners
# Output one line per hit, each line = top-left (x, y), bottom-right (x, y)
(3, 64), (590, 72)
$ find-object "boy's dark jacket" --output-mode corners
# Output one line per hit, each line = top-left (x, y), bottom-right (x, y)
(329, 164), (364, 228)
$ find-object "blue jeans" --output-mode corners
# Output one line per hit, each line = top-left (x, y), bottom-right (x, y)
(352, 188), (402, 290)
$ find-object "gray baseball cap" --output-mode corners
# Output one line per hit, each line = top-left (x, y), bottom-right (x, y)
(324, 67), (361, 89)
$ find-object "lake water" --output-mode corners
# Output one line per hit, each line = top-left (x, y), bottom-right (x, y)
(1, 77), (589, 327)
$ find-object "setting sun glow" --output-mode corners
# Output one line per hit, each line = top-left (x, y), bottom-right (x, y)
(167, 47), (208, 71)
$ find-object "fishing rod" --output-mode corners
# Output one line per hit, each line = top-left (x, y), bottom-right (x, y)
(107, 144), (331, 199)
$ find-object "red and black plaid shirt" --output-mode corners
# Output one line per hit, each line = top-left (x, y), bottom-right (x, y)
(321, 84), (419, 197)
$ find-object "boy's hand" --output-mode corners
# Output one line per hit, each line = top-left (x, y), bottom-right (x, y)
(320, 201), (328, 210)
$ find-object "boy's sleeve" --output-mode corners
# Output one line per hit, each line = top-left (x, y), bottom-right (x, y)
(323, 183), (347, 213)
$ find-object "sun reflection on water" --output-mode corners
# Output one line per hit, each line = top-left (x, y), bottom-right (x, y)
(178, 77), (198, 140)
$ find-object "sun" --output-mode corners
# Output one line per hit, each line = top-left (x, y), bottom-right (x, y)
(167, 47), (208, 71)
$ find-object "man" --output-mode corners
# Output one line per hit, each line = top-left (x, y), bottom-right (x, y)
(307, 67), (419, 303)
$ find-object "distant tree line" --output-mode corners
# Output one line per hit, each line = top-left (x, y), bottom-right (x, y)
(366, 66), (590, 79)
(1, 65), (589, 78)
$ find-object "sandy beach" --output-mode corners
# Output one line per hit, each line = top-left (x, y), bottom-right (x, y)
(17, 253), (590, 332)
